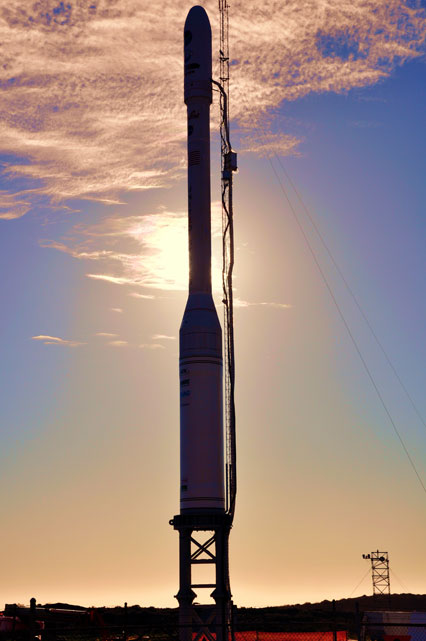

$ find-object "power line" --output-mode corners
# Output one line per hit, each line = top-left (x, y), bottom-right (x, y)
(348, 568), (372, 598)
(264, 150), (426, 497)
(272, 153), (426, 432)
(390, 568), (409, 593)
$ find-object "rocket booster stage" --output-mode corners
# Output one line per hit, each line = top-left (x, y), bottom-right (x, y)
(179, 6), (224, 514)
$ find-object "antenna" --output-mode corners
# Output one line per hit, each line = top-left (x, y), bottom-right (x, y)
(363, 550), (391, 597)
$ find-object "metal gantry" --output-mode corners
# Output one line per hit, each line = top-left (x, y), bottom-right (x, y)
(363, 550), (391, 596)
(172, 512), (233, 641)
(218, 0), (237, 522)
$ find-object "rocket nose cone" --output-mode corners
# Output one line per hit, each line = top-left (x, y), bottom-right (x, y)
(184, 5), (212, 103)
(184, 5), (211, 37)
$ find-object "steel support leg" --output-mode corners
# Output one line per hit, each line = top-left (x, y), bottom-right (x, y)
(171, 513), (232, 641)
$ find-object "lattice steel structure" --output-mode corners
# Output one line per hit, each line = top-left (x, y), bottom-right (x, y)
(170, 513), (233, 641)
(218, 0), (237, 521)
(363, 550), (391, 596)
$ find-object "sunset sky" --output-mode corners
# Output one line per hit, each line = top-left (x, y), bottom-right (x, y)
(1, 0), (425, 609)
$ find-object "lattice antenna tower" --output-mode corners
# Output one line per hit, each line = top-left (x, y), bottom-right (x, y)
(363, 551), (391, 596)
(218, 0), (237, 521)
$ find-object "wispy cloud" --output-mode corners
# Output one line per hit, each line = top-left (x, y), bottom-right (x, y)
(110, 307), (123, 313)
(44, 204), (223, 292)
(40, 240), (115, 261)
(129, 292), (155, 300)
(31, 334), (84, 347)
(234, 298), (292, 310)
(108, 340), (128, 347)
(0, 1), (425, 217)
(139, 343), (166, 350)
(95, 332), (118, 337)
(0, 191), (32, 220)
(240, 131), (301, 157)
(152, 334), (175, 340)
(87, 274), (134, 285)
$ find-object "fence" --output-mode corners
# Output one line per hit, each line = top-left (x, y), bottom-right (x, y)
(1, 627), (351, 641)
(0, 616), (349, 641)
(360, 615), (426, 641)
(4, 603), (426, 641)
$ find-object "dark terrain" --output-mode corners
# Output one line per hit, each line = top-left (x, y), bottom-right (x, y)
(34, 593), (426, 635)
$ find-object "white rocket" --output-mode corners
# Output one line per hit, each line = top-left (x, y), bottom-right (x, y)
(179, 6), (225, 514)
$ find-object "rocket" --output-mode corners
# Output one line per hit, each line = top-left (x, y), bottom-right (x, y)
(179, 6), (225, 514)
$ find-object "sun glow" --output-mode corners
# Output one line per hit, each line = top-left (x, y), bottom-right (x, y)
(125, 204), (223, 293)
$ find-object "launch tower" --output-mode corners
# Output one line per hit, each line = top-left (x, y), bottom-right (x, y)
(170, 5), (237, 641)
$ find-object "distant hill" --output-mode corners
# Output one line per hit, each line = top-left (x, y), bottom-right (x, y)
(290, 593), (426, 612)
(235, 594), (426, 634)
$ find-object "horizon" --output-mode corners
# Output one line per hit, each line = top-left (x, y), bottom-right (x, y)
(5, 591), (426, 611)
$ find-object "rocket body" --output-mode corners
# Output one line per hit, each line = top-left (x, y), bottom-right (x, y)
(179, 6), (224, 514)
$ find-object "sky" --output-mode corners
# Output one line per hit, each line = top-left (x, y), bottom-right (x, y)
(1, 0), (426, 610)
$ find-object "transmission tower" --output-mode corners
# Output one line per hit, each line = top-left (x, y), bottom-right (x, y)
(363, 551), (391, 596)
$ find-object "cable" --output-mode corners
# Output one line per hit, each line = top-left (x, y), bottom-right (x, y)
(213, 72), (237, 518)
(272, 152), (426, 431)
(264, 152), (426, 497)
(390, 569), (409, 593)
(348, 568), (372, 598)
(218, 0), (237, 521)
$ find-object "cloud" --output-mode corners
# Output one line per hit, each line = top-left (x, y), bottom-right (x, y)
(239, 131), (301, 157)
(0, 190), (32, 220)
(108, 340), (128, 347)
(152, 334), (175, 340)
(87, 273), (134, 285)
(0, 1), (425, 217)
(40, 240), (116, 261)
(31, 334), (84, 347)
(110, 307), (123, 313)
(44, 204), (223, 292)
(234, 298), (292, 309)
(139, 343), (166, 350)
(95, 332), (118, 337)
(129, 292), (155, 300)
